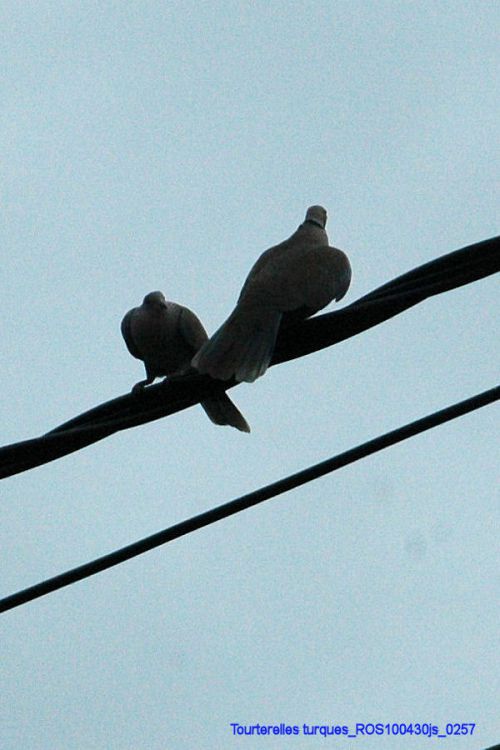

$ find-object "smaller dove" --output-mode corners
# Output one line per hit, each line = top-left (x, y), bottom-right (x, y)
(192, 205), (352, 382)
(121, 292), (250, 432)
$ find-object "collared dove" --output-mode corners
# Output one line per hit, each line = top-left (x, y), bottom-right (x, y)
(192, 205), (352, 383)
(121, 292), (250, 432)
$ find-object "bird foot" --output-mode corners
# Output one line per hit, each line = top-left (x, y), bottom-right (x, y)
(131, 379), (153, 395)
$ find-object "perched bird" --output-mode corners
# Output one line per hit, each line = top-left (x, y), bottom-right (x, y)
(121, 292), (250, 432)
(192, 205), (351, 382)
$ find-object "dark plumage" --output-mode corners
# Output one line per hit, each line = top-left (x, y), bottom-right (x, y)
(122, 292), (250, 432)
(192, 206), (351, 382)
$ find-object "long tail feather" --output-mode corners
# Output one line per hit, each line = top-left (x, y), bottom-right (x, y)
(192, 306), (282, 383)
(201, 395), (250, 432)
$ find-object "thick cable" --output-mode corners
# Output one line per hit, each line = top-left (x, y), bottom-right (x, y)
(0, 235), (497, 480)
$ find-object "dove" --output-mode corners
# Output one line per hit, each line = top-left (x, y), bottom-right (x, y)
(191, 205), (351, 382)
(121, 292), (250, 432)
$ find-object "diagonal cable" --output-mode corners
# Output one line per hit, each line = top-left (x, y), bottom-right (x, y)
(1, 384), (498, 614)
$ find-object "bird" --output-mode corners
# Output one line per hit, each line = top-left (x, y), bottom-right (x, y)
(191, 205), (351, 383)
(121, 291), (250, 432)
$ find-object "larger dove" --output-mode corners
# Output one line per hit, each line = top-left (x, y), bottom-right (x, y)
(192, 205), (351, 382)
(121, 292), (250, 432)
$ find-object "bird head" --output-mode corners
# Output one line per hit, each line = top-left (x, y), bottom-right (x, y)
(304, 205), (327, 228)
(143, 291), (168, 309)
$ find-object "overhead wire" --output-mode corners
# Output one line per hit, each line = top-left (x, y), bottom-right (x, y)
(1, 384), (498, 614)
(0, 235), (498, 480)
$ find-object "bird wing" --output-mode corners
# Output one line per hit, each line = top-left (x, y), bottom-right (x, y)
(121, 308), (143, 360)
(177, 305), (209, 353)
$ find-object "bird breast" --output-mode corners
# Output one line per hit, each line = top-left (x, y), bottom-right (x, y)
(131, 309), (192, 375)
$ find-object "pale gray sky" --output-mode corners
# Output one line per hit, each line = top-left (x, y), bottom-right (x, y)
(1, 2), (498, 749)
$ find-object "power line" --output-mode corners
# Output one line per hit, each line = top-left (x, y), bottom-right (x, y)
(0, 235), (498, 480)
(1, 384), (497, 614)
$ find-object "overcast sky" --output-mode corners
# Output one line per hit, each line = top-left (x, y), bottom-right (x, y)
(1, 2), (498, 749)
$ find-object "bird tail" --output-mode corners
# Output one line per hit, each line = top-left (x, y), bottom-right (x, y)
(201, 394), (251, 433)
(191, 305), (282, 383)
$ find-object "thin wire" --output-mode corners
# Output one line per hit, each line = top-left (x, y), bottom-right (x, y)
(0, 235), (498, 480)
(1, 384), (497, 614)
